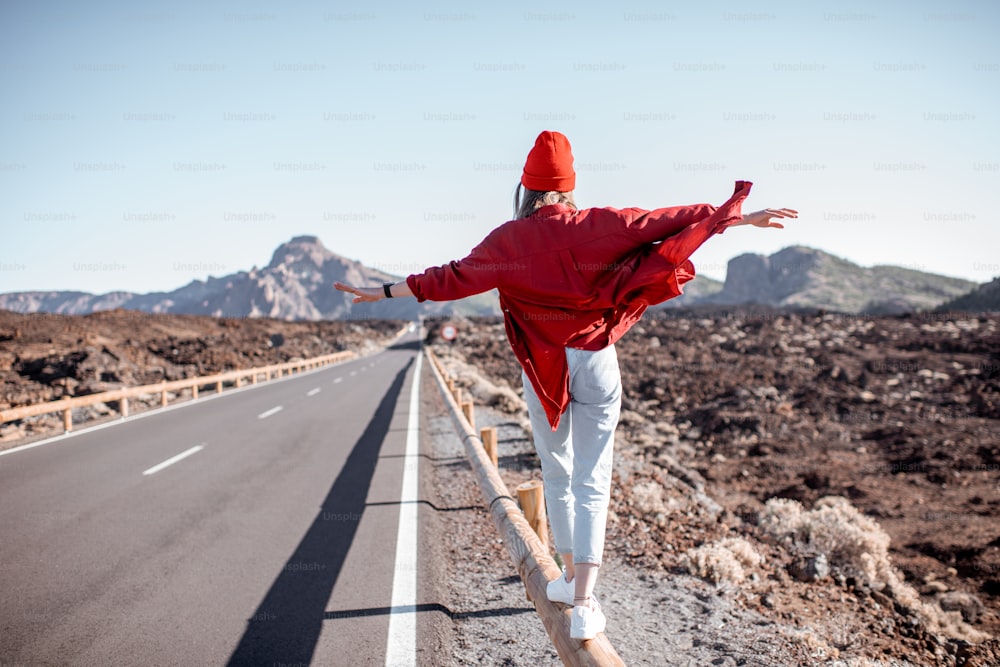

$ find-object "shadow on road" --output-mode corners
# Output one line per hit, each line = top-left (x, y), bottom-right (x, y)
(389, 338), (422, 352)
(365, 499), (480, 513)
(323, 602), (534, 621)
(226, 360), (411, 666)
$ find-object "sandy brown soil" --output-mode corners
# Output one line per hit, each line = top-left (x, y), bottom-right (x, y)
(0, 310), (405, 443)
(426, 310), (1000, 667)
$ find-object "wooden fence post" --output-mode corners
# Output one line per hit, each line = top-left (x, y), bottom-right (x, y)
(160, 388), (168, 407)
(481, 426), (498, 468)
(63, 408), (72, 433)
(516, 480), (549, 551)
(216, 380), (223, 394)
(192, 385), (199, 399)
(461, 399), (475, 430)
(120, 397), (129, 418)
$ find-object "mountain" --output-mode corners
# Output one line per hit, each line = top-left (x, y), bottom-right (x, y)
(0, 236), (501, 320)
(936, 276), (1000, 313)
(0, 240), (982, 319)
(655, 274), (724, 309)
(700, 246), (977, 314)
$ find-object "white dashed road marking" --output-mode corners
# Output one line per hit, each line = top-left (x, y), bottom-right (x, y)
(142, 444), (204, 476)
(257, 406), (283, 420)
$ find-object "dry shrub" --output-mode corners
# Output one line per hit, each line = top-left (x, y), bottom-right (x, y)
(682, 536), (763, 586)
(629, 480), (684, 528)
(759, 496), (891, 587)
(759, 495), (990, 643)
(631, 480), (669, 515)
(785, 626), (839, 662)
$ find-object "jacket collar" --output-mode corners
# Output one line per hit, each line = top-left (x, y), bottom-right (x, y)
(530, 203), (575, 217)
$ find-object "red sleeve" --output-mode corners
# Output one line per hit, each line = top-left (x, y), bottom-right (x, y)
(406, 237), (500, 302)
(622, 204), (718, 245)
(650, 181), (752, 265)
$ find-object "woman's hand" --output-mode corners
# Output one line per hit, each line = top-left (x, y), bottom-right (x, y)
(334, 282), (384, 304)
(739, 208), (798, 229)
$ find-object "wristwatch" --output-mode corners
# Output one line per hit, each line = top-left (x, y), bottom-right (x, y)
(383, 282), (393, 298)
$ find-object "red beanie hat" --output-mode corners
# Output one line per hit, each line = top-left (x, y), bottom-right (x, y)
(521, 130), (575, 192)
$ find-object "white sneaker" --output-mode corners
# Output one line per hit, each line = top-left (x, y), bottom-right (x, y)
(546, 572), (601, 607)
(546, 571), (575, 605)
(570, 598), (606, 640)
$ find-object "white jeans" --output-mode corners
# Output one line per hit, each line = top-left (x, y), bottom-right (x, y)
(522, 345), (621, 565)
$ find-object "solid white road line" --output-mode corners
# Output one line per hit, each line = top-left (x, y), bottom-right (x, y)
(307, 388), (321, 397)
(257, 406), (284, 420)
(384, 353), (421, 667)
(142, 444), (204, 476)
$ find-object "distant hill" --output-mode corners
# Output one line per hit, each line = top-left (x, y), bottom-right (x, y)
(700, 246), (977, 314)
(936, 276), (1000, 313)
(0, 240), (982, 319)
(656, 274), (724, 309)
(0, 236), (501, 320)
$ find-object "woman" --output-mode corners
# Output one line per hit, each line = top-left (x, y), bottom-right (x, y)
(335, 130), (796, 640)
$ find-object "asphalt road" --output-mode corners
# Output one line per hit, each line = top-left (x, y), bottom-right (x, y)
(0, 332), (434, 666)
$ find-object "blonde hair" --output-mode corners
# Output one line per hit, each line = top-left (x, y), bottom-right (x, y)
(513, 184), (577, 219)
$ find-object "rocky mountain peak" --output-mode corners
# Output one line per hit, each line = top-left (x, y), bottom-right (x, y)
(709, 245), (975, 313)
(267, 235), (337, 271)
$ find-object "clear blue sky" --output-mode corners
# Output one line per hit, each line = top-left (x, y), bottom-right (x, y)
(2, 0), (998, 294)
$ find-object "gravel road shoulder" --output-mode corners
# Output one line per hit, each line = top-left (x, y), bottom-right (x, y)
(420, 357), (850, 666)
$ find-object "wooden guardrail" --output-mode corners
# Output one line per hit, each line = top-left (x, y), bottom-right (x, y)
(0, 351), (355, 434)
(424, 347), (625, 667)
(0, 322), (414, 435)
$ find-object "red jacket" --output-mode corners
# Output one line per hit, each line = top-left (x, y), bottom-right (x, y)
(408, 180), (753, 429)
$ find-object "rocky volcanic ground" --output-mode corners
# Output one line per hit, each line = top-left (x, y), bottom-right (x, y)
(0, 310), (405, 443)
(426, 310), (1000, 666)
(3, 307), (998, 665)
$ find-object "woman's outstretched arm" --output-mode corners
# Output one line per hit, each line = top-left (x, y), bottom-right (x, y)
(334, 280), (414, 304)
